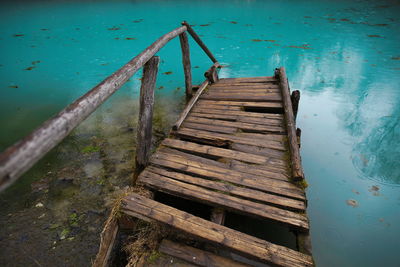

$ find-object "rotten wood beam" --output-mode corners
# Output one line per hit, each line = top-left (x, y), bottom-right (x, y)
(92, 217), (119, 267)
(275, 67), (305, 181)
(179, 32), (193, 98)
(182, 21), (218, 63)
(172, 80), (209, 131)
(0, 25), (187, 192)
(134, 56), (159, 181)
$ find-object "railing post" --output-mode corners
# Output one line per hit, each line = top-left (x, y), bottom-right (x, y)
(134, 56), (159, 181)
(291, 90), (300, 121)
(204, 63), (220, 84)
(179, 32), (193, 99)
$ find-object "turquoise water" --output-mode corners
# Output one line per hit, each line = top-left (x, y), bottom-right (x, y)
(1, 0), (400, 266)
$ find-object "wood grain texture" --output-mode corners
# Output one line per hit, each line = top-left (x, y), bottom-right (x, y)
(179, 32), (193, 98)
(121, 194), (314, 267)
(173, 80), (209, 131)
(159, 239), (250, 267)
(275, 67), (305, 181)
(135, 56), (159, 175)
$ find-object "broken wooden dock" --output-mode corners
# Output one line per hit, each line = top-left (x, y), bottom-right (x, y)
(119, 69), (313, 267)
(0, 22), (313, 267)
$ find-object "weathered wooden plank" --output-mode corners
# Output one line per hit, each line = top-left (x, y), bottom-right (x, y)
(185, 117), (286, 134)
(138, 172), (309, 230)
(144, 166), (305, 211)
(189, 112), (238, 121)
(182, 21), (218, 63)
(230, 160), (290, 181)
(210, 84), (279, 88)
(162, 138), (285, 166)
(159, 239), (250, 267)
(231, 143), (287, 158)
(200, 94), (282, 102)
(172, 80), (209, 131)
(275, 67), (305, 181)
(92, 217), (119, 267)
(193, 106), (283, 118)
(0, 25), (188, 192)
(149, 150), (305, 199)
(193, 104), (242, 110)
(135, 56), (159, 178)
(121, 194), (314, 266)
(196, 100), (283, 110)
(176, 128), (287, 151)
(182, 121), (237, 134)
(179, 32), (192, 98)
(189, 112), (284, 126)
(218, 77), (278, 83)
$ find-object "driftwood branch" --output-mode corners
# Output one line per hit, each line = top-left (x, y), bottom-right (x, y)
(0, 26), (187, 192)
(275, 67), (305, 181)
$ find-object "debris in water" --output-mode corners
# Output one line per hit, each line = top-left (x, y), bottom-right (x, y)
(8, 85), (18, 88)
(251, 39), (262, 42)
(24, 66), (35, 71)
(32, 60), (41, 65)
(264, 40), (276, 42)
(229, 21), (237, 24)
(304, 16), (312, 18)
(199, 24), (210, 27)
(193, 66), (199, 68)
(346, 199), (358, 207)
(108, 26), (121, 31)
(114, 37), (120, 40)
(369, 185), (380, 196)
(133, 19), (144, 23)
(351, 189), (360, 195)
(41, 28), (49, 31)
(125, 37), (136, 40)
(162, 71), (173, 75)
(367, 35), (382, 38)
(13, 34), (24, 37)
(391, 56), (400, 60)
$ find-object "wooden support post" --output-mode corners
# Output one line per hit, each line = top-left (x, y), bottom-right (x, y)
(134, 56), (159, 181)
(179, 32), (193, 99)
(275, 67), (305, 181)
(204, 63), (220, 84)
(182, 21), (218, 63)
(296, 128), (301, 148)
(291, 90), (300, 121)
(211, 207), (225, 225)
(296, 232), (313, 255)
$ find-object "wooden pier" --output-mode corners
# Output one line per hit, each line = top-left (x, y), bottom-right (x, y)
(0, 22), (313, 267)
(119, 70), (313, 267)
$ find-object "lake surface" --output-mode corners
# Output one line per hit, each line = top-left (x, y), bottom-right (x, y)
(1, 0), (399, 266)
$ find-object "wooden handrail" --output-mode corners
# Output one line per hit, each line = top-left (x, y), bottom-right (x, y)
(182, 21), (218, 63)
(0, 22), (220, 192)
(275, 67), (305, 181)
